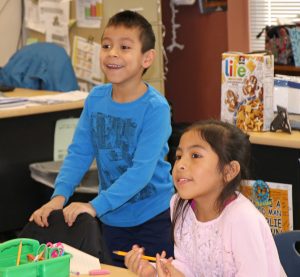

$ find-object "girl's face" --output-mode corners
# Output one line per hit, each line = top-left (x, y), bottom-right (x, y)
(172, 130), (224, 203)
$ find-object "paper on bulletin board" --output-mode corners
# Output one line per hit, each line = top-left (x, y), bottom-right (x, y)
(24, 0), (45, 33)
(24, 0), (70, 34)
(72, 35), (103, 85)
(75, 0), (103, 28)
(240, 180), (293, 234)
(54, 118), (79, 161)
(45, 19), (70, 54)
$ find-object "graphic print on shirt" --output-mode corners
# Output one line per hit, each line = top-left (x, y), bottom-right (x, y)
(91, 112), (156, 202)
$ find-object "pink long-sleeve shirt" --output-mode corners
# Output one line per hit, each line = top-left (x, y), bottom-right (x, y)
(170, 193), (285, 277)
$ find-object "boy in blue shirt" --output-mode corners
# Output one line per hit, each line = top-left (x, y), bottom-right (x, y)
(29, 10), (174, 266)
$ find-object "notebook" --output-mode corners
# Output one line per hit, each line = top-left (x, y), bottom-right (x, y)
(62, 243), (101, 275)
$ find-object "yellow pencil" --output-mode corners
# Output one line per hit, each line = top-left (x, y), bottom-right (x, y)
(34, 249), (45, 262)
(113, 250), (156, 262)
(16, 240), (22, 266)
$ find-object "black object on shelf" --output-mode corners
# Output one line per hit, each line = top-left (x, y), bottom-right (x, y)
(270, 105), (291, 133)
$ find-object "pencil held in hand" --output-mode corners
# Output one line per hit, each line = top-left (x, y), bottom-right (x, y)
(113, 250), (156, 261)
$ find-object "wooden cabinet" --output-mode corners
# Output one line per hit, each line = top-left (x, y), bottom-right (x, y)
(249, 131), (300, 229)
(275, 65), (300, 76)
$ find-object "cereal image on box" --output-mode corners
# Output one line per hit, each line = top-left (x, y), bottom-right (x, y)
(224, 89), (238, 112)
(221, 52), (274, 132)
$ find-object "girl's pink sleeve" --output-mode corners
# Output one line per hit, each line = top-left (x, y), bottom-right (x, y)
(229, 208), (282, 277)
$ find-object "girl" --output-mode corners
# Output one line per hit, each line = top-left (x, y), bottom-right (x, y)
(125, 119), (285, 276)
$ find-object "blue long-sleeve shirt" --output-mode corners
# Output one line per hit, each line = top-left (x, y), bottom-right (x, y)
(52, 83), (174, 227)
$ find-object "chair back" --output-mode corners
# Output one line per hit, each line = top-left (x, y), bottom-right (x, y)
(0, 42), (78, 92)
(274, 230), (300, 277)
(19, 210), (112, 264)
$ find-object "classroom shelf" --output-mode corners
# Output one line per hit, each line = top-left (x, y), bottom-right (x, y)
(275, 65), (300, 76)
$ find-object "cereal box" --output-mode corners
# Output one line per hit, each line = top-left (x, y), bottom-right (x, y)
(221, 52), (274, 131)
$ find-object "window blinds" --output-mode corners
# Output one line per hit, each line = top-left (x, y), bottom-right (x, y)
(249, 0), (300, 51)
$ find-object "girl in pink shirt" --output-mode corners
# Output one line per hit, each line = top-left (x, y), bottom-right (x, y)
(125, 119), (285, 277)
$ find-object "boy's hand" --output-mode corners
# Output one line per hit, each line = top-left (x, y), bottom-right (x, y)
(29, 196), (65, 227)
(63, 202), (96, 227)
(156, 254), (184, 277)
(125, 245), (156, 277)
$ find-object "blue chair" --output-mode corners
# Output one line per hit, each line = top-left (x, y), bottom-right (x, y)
(0, 42), (79, 92)
(274, 230), (300, 277)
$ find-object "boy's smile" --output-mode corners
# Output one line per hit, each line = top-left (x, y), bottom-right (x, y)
(100, 25), (152, 88)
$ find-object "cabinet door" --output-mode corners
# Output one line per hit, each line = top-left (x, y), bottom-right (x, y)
(250, 144), (300, 229)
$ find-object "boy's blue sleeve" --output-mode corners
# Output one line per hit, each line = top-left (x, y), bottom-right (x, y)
(51, 101), (95, 203)
(89, 103), (171, 217)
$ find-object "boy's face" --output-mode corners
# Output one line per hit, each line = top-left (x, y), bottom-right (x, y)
(100, 25), (154, 85)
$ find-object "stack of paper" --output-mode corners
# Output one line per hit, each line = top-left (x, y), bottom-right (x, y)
(28, 91), (88, 104)
(0, 97), (28, 108)
(62, 243), (101, 275)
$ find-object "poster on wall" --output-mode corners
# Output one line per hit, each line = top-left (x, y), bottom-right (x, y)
(24, 0), (70, 34)
(75, 0), (103, 28)
(198, 0), (227, 14)
(72, 36), (103, 87)
(240, 179), (293, 234)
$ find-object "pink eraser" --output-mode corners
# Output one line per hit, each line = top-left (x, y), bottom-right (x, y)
(89, 269), (110, 275)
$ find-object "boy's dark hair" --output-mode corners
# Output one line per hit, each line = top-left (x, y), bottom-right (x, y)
(172, 119), (251, 244)
(106, 10), (155, 53)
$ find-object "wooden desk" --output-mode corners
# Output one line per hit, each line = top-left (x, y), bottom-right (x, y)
(72, 264), (136, 277)
(248, 130), (300, 149)
(248, 130), (300, 229)
(0, 88), (85, 119)
(0, 88), (89, 233)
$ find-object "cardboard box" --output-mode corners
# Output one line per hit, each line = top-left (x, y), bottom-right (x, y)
(221, 52), (274, 131)
(273, 77), (300, 114)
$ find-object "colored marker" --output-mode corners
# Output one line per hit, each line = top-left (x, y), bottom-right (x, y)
(89, 269), (110, 275)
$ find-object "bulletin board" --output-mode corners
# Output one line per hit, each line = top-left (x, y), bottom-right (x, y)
(25, 0), (165, 94)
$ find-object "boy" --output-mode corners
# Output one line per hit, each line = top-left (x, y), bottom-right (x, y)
(29, 10), (174, 266)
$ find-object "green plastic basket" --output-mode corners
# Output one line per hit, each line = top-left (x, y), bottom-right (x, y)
(0, 238), (70, 277)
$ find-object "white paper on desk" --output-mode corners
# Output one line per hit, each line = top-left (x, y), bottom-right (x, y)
(28, 91), (88, 104)
(62, 243), (101, 275)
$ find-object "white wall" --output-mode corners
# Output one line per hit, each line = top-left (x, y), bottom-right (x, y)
(0, 0), (22, 66)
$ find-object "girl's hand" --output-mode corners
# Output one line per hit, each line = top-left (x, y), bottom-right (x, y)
(63, 202), (96, 227)
(125, 245), (157, 277)
(156, 253), (184, 277)
(29, 196), (65, 227)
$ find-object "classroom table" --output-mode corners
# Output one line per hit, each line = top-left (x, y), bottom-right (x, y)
(71, 263), (136, 276)
(248, 130), (300, 229)
(0, 89), (85, 119)
(0, 88), (91, 233)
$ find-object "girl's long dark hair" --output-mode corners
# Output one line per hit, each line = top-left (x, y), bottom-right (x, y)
(171, 119), (251, 244)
